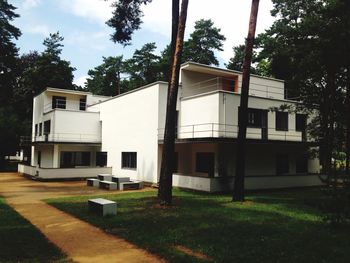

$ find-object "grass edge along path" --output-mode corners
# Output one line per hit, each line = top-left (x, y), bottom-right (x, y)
(47, 188), (350, 263)
(0, 197), (69, 263)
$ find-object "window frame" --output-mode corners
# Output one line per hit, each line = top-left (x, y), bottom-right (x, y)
(52, 96), (66, 109)
(195, 152), (215, 177)
(121, 152), (137, 169)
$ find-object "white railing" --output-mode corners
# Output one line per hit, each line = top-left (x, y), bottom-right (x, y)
(182, 77), (285, 99)
(158, 123), (304, 142)
(32, 133), (101, 143)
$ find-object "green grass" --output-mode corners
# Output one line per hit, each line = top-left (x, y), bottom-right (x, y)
(47, 188), (350, 263)
(0, 197), (69, 263)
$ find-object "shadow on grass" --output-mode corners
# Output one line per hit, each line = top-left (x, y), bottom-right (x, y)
(48, 189), (350, 263)
(0, 198), (69, 263)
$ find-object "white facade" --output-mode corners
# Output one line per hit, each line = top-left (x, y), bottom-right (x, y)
(21, 63), (322, 190)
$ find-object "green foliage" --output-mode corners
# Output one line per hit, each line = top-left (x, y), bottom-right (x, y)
(0, 198), (68, 262)
(182, 19), (226, 66)
(124, 42), (161, 88)
(107, 0), (152, 45)
(48, 188), (350, 263)
(43, 31), (64, 58)
(87, 56), (125, 96)
(0, 0), (21, 103)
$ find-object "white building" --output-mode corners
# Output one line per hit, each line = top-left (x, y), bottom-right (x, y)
(18, 62), (322, 191)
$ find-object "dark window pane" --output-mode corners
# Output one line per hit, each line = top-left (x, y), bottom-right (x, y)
(296, 114), (307, 132)
(276, 112), (288, 131)
(121, 152), (137, 169)
(96, 152), (107, 167)
(196, 152), (215, 177)
(52, 96), (66, 109)
(173, 152), (178, 173)
(80, 98), (86, 111)
(43, 120), (51, 134)
(39, 123), (42, 136)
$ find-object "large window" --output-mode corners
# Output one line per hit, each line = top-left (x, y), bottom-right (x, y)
(60, 152), (91, 168)
(196, 152), (215, 177)
(96, 152), (107, 167)
(276, 154), (289, 175)
(121, 152), (137, 169)
(276, 111), (288, 131)
(52, 96), (66, 109)
(43, 120), (51, 135)
(296, 114), (307, 132)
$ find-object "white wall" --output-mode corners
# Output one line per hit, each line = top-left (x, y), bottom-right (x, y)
(99, 82), (168, 183)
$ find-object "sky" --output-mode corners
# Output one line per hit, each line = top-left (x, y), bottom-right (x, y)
(11, 0), (276, 87)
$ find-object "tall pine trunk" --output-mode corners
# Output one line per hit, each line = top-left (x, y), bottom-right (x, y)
(232, 0), (260, 202)
(158, 0), (189, 205)
(346, 67), (350, 174)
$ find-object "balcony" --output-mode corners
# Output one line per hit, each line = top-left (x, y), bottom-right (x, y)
(37, 109), (101, 143)
(158, 123), (304, 142)
(181, 77), (285, 100)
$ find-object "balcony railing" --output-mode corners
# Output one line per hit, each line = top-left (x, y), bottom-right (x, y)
(32, 133), (101, 143)
(182, 77), (285, 99)
(158, 123), (305, 142)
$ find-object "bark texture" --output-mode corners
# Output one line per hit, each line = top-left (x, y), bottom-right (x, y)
(232, 0), (260, 202)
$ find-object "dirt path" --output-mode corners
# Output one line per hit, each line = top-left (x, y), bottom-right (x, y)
(0, 173), (164, 263)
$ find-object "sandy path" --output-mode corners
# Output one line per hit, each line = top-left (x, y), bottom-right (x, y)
(0, 173), (164, 263)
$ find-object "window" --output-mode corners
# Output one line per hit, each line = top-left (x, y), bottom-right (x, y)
(196, 152), (215, 177)
(276, 154), (289, 175)
(296, 114), (307, 132)
(43, 120), (51, 135)
(276, 111), (288, 131)
(35, 124), (38, 136)
(96, 152), (107, 167)
(39, 123), (42, 136)
(80, 98), (86, 111)
(121, 152), (137, 169)
(60, 152), (91, 168)
(52, 96), (66, 109)
(296, 155), (308, 173)
(247, 108), (263, 128)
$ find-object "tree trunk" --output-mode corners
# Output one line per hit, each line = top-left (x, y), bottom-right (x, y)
(346, 67), (350, 175)
(158, 0), (189, 205)
(232, 0), (260, 202)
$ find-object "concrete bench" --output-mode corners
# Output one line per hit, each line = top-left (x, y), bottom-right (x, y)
(98, 174), (113, 182)
(86, 178), (100, 187)
(99, 180), (118, 190)
(119, 181), (144, 191)
(112, 176), (130, 188)
(88, 198), (117, 216)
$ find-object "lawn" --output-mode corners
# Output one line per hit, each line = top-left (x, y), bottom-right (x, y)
(0, 197), (69, 263)
(47, 188), (350, 263)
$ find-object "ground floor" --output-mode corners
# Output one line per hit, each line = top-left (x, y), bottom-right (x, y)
(21, 140), (323, 191)
(159, 141), (322, 192)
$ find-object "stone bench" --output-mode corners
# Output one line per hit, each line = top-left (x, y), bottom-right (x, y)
(112, 176), (130, 188)
(119, 181), (144, 191)
(99, 180), (118, 190)
(86, 178), (100, 187)
(88, 198), (117, 216)
(98, 174), (113, 182)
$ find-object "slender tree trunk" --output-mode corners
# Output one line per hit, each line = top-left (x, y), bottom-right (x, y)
(232, 0), (260, 202)
(346, 67), (350, 174)
(158, 0), (189, 205)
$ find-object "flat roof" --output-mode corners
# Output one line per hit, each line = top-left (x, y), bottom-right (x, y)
(181, 61), (285, 83)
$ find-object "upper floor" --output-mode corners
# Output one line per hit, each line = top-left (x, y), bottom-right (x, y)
(32, 88), (110, 143)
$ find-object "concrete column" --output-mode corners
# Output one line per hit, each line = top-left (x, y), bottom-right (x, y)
(53, 144), (60, 168)
(31, 146), (35, 166)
